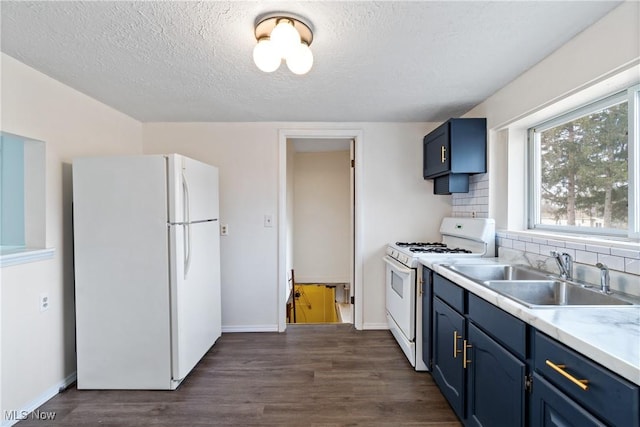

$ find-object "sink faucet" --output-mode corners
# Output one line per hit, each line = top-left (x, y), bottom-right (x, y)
(596, 263), (611, 294)
(550, 251), (573, 280)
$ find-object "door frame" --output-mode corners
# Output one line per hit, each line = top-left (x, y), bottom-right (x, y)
(277, 128), (364, 331)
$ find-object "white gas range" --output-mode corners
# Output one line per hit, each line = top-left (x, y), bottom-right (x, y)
(383, 217), (495, 370)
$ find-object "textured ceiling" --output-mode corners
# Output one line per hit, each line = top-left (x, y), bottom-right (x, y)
(0, 1), (622, 122)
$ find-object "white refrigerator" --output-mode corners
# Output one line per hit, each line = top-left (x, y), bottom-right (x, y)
(72, 154), (221, 389)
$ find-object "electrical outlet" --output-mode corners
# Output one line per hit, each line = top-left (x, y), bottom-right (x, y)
(220, 224), (229, 236)
(40, 293), (49, 312)
(264, 214), (273, 228)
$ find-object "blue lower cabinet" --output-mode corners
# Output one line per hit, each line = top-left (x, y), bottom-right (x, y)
(432, 297), (466, 420)
(466, 323), (526, 427)
(533, 331), (639, 427)
(530, 373), (605, 427)
(427, 279), (638, 427)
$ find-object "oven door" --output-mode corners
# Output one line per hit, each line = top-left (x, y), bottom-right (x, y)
(383, 255), (416, 341)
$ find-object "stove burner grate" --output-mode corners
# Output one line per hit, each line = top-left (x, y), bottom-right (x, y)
(395, 241), (447, 248)
(409, 247), (473, 254)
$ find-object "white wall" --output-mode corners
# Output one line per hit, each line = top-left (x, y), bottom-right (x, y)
(293, 150), (351, 284)
(0, 53), (142, 423)
(142, 122), (450, 330)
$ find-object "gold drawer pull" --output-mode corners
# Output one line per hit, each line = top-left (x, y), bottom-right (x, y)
(546, 359), (589, 391)
(463, 339), (472, 369)
(453, 331), (462, 358)
(441, 146), (447, 163)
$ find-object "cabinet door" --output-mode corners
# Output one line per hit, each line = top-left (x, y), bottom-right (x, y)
(421, 266), (432, 368)
(448, 118), (487, 174)
(423, 123), (450, 178)
(530, 373), (605, 427)
(432, 297), (465, 419)
(466, 323), (526, 427)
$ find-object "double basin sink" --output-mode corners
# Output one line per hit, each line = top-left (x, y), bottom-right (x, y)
(441, 264), (637, 308)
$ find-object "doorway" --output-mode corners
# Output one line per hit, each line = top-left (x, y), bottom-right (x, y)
(277, 130), (363, 331)
(288, 139), (351, 324)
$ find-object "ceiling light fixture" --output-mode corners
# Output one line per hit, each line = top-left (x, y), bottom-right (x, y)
(253, 14), (314, 75)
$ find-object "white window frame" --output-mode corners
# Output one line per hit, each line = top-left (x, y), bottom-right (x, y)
(527, 84), (640, 239)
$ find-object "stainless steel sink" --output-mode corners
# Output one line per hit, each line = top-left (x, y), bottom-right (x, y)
(483, 280), (635, 308)
(446, 264), (551, 282)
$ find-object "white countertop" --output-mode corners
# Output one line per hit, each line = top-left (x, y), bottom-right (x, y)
(419, 257), (640, 386)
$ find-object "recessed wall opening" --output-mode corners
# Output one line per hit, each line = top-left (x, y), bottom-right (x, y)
(0, 131), (49, 267)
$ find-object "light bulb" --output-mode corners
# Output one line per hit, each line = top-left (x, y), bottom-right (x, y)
(270, 19), (301, 59)
(286, 42), (313, 75)
(253, 38), (280, 72)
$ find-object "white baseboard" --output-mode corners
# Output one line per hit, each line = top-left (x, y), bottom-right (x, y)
(1, 372), (76, 427)
(222, 324), (279, 333)
(362, 322), (389, 330)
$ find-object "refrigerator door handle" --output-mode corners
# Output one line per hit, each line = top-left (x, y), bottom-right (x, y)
(182, 171), (192, 279)
(182, 170), (191, 224)
(185, 224), (192, 279)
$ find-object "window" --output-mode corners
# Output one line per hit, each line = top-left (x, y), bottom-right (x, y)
(528, 84), (640, 238)
(0, 131), (51, 266)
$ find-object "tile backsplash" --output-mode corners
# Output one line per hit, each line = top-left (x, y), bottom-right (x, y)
(497, 231), (640, 297)
(451, 173), (489, 218)
(496, 231), (640, 276)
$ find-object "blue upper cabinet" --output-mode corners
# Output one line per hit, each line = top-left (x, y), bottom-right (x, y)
(423, 118), (487, 194)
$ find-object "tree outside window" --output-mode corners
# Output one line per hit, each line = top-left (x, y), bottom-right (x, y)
(539, 101), (628, 230)
(529, 85), (639, 238)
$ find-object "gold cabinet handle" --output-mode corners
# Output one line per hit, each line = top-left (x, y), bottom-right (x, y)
(418, 276), (423, 296)
(441, 146), (447, 163)
(545, 360), (589, 391)
(453, 331), (462, 358)
(463, 340), (472, 369)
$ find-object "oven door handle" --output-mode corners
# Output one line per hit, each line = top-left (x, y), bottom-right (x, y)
(383, 256), (414, 275)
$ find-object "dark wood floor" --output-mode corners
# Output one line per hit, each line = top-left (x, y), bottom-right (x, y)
(17, 324), (460, 426)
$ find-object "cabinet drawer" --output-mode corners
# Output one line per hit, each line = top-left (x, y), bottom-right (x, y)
(468, 293), (527, 359)
(530, 373), (605, 427)
(534, 331), (639, 427)
(433, 274), (465, 313)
